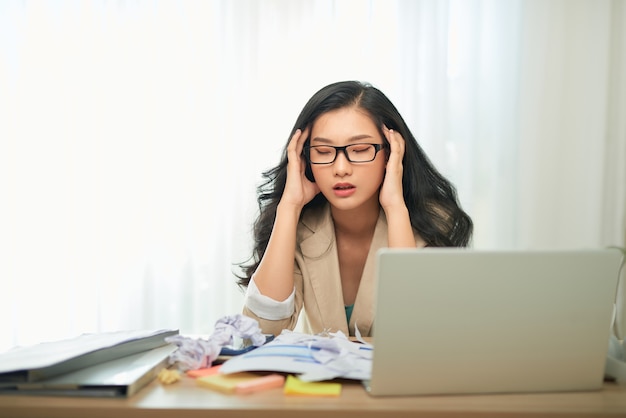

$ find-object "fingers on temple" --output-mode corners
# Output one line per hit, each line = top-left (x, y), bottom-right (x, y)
(289, 128), (309, 154)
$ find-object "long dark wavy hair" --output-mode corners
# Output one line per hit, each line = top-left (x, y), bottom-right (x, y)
(236, 81), (473, 288)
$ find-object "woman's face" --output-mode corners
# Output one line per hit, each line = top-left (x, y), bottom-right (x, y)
(309, 106), (387, 212)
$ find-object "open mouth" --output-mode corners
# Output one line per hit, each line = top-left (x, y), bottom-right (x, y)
(332, 183), (356, 197)
(333, 183), (355, 190)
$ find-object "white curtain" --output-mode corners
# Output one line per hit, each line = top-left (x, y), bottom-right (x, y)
(1, 0), (624, 352)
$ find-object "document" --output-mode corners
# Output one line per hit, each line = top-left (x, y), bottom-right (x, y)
(219, 330), (372, 382)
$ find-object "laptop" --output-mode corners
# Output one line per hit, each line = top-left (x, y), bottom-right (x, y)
(364, 248), (623, 396)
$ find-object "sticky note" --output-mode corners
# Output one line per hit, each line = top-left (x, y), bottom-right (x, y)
(197, 372), (284, 394)
(186, 364), (222, 378)
(233, 374), (285, 395)
(283, 375), (342, 397)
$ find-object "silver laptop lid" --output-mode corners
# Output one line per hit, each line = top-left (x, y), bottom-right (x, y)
(367, 248), (622, 396)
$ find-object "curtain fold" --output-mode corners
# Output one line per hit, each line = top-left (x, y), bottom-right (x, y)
(1, 0), (624, 352)
(605, 0), (626, 339)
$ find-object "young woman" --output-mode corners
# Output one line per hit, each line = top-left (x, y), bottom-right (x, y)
(237, 81), (473, 337)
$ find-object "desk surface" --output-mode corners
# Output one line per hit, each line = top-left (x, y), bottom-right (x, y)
(1, 376), (626, 418)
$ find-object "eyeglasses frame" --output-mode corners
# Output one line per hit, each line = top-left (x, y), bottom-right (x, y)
(303, 143), (387, 165)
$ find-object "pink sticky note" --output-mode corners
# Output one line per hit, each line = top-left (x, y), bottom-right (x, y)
(233, 374), (285, 395)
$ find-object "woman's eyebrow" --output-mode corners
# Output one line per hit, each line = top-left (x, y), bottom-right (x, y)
(311, 134), (375, 144)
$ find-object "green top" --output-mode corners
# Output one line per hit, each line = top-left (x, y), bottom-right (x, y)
(345, 304), (354, 325)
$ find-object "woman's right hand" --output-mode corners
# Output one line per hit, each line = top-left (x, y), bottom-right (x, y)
(254, 129), (316, 302)
(281, 128), (320, 209)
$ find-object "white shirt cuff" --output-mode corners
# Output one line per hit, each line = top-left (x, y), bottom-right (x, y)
(244, 277), (295, 320)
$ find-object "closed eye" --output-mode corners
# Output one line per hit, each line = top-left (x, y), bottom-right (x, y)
(312, 146), (333, 155)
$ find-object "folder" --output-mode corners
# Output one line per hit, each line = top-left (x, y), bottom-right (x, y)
(0, 329), (178, 384)
(0, 344), (176, 397)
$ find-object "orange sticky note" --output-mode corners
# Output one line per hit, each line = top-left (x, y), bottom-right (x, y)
(283, 375), (342, 397)
(185, 364), (222, 378)
(197, 372), (284, 394)
(186, 365), (222, 378)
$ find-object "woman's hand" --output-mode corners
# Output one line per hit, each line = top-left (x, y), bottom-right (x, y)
(280, 128), (320, 209)
(253, 128), (319, 302)
(379, 126), (407, 211)
(380, 126), (417, 248)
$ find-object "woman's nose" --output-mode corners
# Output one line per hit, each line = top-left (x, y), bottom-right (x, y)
(333, 150), (352, 176)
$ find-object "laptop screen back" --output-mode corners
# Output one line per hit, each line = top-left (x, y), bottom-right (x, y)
(366, 248), (622, 396)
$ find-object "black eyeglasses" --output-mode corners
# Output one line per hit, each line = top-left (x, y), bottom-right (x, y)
(303, 143), (386, 164)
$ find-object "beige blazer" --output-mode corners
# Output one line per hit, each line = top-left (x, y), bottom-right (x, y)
(244, 203), (399, 337)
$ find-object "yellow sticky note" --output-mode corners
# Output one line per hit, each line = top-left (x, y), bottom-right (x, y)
(283, 375), (341, 397)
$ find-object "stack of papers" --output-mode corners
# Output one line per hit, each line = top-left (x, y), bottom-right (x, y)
(0, 329), (178, 397)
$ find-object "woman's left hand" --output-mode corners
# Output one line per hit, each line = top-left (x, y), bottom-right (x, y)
(379, 126), (407, 211)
